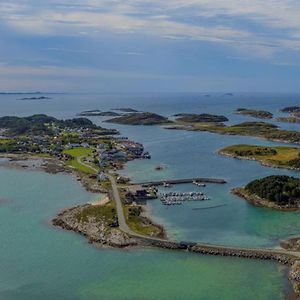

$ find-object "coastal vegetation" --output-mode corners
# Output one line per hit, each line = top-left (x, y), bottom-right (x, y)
(167, 121), (300, 144)
(0, 114), (100, 136)
(233, 175), (300, 210)
(235, 108), (273, 119)
(219, 144), (300, 170)
(124, 205), (164, 237)
(106, 112), (171, 125)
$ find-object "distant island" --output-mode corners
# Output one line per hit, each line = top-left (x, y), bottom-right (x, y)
(235, 108), (273, 119)
(174, 113), (228, 123)
(78, 110), (121, 117)
(219, 144), (300, 171)
(233, 175), (300, 211)
(281, 106), (300, 114)
(105, 112), (171, 125)
(167, 120), (300, 144)
(277, 117), (300, 124)
(113, 108), (139, 113)
(0, 91), (43, 95)
(19, 96), (51, 100)
(101, 109), (300, 144)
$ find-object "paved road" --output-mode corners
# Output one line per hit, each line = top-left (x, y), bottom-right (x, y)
(108, 175), (300, 259)
(77, 156), (98, 173)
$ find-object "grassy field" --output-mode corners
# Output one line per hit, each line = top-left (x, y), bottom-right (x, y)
(220, 144), (300, 170)
(0, 138), (13, 144)
(75, 202), (117, 224)
(124, 206), (162, 237)
(63, 147), (98, 174)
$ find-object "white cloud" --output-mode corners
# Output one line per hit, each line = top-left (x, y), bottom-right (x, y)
(1, 0), (300, 59)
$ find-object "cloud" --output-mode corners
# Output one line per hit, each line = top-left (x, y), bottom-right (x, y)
(1, 0), (293, 58)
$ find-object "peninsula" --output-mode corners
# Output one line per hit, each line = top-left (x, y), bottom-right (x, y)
(167, 121), (300, 144)
(0, 114), (164, 240)
(233, 175), (300, 211)
(235, 108), (273, 119)
(219, 144), (300, 171)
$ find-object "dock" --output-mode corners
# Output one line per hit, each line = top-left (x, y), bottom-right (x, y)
(132, 177), (226, 187)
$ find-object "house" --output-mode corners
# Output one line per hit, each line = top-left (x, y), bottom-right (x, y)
(67, 143), (81, 149)
(97, 172), (108, 182)
(81, 142), (90, 148)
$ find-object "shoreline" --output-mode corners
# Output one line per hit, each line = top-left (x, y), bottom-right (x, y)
(218, 150), (300, 172)
(51, 202), (300, 298)
(1, 154), (300, 298)
(232, 187), (300, 212)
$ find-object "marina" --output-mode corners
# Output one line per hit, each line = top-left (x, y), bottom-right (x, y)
(159, 191), (210, 205)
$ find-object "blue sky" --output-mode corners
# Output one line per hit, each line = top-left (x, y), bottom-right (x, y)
(1, 0), (300, 93)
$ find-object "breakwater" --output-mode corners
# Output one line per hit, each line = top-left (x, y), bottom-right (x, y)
(133, 177), (227, 187)
(135, 236), (294, 265)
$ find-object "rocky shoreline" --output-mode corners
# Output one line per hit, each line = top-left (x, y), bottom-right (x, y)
(0, 154), (108, 194)
(232, 187), (300, 212)
(52, 202), (300, 298)
(2, 153), (300, 297)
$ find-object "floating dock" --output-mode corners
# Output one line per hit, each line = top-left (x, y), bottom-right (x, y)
(133, 177), (226, 187)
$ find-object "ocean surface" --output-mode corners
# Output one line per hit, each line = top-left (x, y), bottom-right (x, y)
(0, 92), (299, 299)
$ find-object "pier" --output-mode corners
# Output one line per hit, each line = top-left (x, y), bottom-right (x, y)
(132, 177), (226, 187)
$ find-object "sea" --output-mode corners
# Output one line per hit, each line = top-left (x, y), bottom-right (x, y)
(0, 92), (299, 299)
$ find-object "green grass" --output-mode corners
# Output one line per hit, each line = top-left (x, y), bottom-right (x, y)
(63, 147), (93, 157)
(124, 206), (162, 237)
(0, 138), (13, 144)
(76, 202), (116, 224)
(220, 144), (300, 170)
(63, 147), (98, 174)
(172, 120), (300, 144)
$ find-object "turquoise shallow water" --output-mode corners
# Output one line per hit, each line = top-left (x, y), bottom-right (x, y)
(0, 168), (292, 299)
(1, 92), (300, 298)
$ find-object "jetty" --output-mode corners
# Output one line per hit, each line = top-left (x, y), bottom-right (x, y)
(132, 177), (226, 187)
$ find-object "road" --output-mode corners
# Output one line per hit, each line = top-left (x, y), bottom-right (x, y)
(75, 155), (300, 259)
(77, 156), (98, 173)
(108, 175), (300, 259)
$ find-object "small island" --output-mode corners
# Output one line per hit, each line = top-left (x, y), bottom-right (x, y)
(280, 106), (300, 118)
(78, 110), (121, 117)
(235, 108), (273, 119)
(19, 96), (51, 100)
(174, 113), (228, 123)
(219, 144), (300, 170)
(281, 106), (300, 113)
(113, 108), (139, 113)
(233, 175), (300, 211)
(105, 112), (171, 125)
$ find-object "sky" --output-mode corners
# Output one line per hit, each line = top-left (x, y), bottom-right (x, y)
(1, 0), (300, 93)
